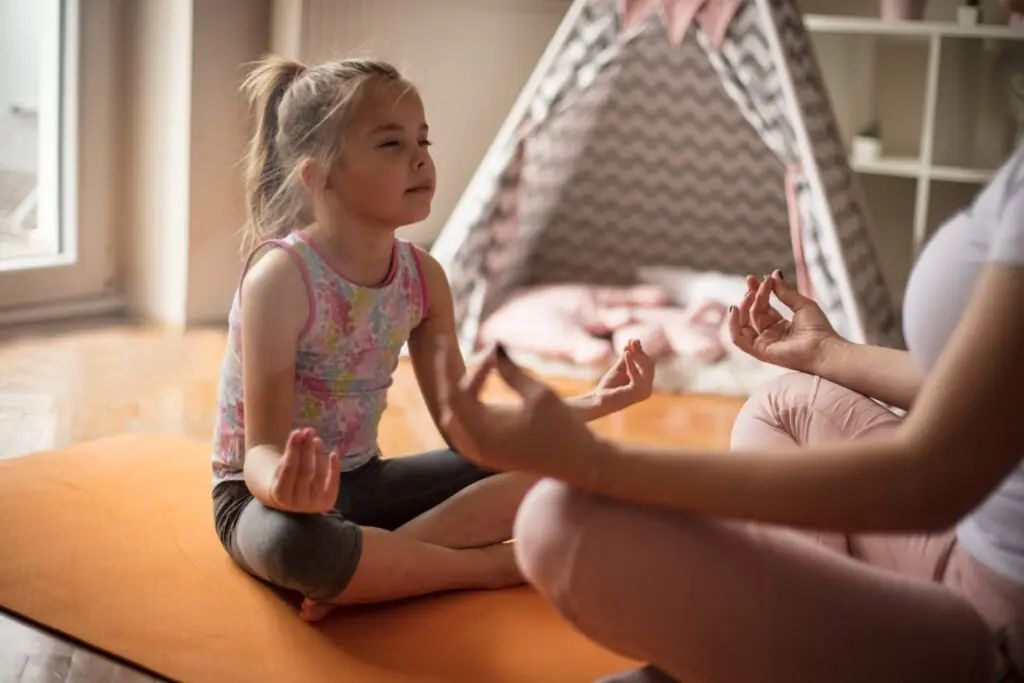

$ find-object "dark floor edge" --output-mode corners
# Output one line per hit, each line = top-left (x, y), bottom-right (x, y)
(0, 603), (177, 682)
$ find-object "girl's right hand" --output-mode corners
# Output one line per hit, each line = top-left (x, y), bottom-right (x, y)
(267, 428), (340, 514)
(727, 270), (841, 374)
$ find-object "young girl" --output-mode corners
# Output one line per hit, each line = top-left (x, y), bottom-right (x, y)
(209, 54), (656, 622)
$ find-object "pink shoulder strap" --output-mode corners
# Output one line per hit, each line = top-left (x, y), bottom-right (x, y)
(407, 241), (431, 321)
(237, 236), (317, 337)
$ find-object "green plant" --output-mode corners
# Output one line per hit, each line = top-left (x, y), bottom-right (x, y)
(965, 0), (980, 7)
(858, 120), (882, 139)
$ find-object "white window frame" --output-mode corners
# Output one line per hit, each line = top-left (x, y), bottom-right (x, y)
(0, 0), (121, 322)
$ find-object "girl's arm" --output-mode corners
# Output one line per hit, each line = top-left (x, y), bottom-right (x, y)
(570, 261), (1024, 533)
(810, 338), (923, 411)
(238, 248), (310, 507)
(406, 249), (622, 444)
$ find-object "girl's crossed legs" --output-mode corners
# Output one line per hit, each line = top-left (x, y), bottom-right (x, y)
(513, 372), (1024, 683)
(213, 448), (538, 620)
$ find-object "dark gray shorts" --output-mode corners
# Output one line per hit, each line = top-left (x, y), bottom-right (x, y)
(212, 449), (496, 601)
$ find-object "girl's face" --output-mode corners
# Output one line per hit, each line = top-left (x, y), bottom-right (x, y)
(322, 79), (436, 232)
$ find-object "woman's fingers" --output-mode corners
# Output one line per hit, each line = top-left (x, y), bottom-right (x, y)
(463, 346), (497, 399)
(436, 338), (489, 446)
(493, 344), (552, 406)
(751, 275), (784, 333)
(727, 303), (756, 350)
(736, 286), (755, 329)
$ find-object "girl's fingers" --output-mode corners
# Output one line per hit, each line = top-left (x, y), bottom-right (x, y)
(277, 430), (303, 503)
(309, 436), (327, 503)
(624, 354), (639, 384)
(294, 429), (317, 505)
(320, 451), (340, 506)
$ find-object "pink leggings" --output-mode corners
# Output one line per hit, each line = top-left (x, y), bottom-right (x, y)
(513, 372), (1024, 683)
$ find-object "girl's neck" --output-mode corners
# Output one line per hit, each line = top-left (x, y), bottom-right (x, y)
(302, 222), (396, 287)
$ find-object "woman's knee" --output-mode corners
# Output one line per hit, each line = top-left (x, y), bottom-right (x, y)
(731, 371), (820, 448)
(233, 502), (361, 601)
(513, 478), (597, 609)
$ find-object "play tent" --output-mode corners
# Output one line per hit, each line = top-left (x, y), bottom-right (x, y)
(430, 0), (902, 389)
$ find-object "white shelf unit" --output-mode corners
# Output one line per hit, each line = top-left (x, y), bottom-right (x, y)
(802, 10), (1024, 305)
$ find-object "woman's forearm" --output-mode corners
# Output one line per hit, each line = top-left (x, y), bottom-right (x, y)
(570, 434), (960, 534)
(810, 337), (923, 410)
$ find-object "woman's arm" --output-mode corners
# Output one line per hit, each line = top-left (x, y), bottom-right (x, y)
(239, 249), (310, 507)
(573, 262), (1024, 533)
(406, 249), (623, 444)
(810, 338), (923, 411)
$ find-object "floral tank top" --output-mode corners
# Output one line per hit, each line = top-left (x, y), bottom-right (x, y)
(211, 231), (428, 486)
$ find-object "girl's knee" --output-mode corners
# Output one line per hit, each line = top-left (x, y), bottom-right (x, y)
(513, 478), (596, 604)
(235, 504), (361, 601)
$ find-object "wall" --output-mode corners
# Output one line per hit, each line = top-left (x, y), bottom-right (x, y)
(275, 0), (569, 246)
(185, 0), (271, 323)
(116, 0), (560, 325)
(122, 0), (270, 326)
(0, 0), (42, 171)
(122, 0), (194, 326)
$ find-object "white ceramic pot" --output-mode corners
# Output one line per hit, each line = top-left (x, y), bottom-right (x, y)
(958, 6), (980, 25)
(852, 136), (882, 165)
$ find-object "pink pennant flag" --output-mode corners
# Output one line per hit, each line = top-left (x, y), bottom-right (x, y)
(620, 0), (661, 34)
(697, 0), (743, 49)
(659, 0), (706, 46)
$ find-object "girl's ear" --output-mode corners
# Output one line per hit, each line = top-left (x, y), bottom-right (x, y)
(297, 157), (321, 194)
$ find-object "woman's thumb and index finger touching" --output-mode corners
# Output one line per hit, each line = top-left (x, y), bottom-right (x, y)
(767, 270), (810, 312)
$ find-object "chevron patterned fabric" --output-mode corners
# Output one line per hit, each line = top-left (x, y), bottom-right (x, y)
(767, 0), (902, 347)
(436, 0), (903, 370)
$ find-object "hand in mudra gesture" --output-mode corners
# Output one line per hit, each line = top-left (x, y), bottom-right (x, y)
(727, 270), (840, 374)
(436, 342), (602, 480)
(268, 428), (341, 514)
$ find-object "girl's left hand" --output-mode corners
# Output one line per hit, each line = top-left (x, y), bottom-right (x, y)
(436, 340), (604, 480)
(595, 338), (655, 409)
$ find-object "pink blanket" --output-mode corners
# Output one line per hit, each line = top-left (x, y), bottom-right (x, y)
(477, 283), (729, 369)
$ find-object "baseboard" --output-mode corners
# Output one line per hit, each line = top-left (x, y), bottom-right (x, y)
(0, 294), (127, 328)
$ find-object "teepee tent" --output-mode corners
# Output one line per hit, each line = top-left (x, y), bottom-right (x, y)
(431, 0), (902, 377)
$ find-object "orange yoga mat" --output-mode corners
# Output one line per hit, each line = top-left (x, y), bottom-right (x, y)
(0, 434), (637, 683)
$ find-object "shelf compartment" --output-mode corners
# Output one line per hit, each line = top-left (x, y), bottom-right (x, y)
(859, 174), (918, 306)
(810, 32), (930, 159)
(852, 155), (922, 178)
(804, 15), (1024, 41)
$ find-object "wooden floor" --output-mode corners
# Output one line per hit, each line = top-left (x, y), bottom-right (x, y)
(0, 316), (745, 682)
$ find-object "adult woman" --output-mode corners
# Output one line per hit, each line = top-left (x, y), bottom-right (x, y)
(433, 129), (1024, 682)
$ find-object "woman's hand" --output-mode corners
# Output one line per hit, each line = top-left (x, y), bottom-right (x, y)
(595, 339), (656, 409)
(266, 428), (341, 514)
(436, 341), (603, 480)
(727, 271), (840, 374)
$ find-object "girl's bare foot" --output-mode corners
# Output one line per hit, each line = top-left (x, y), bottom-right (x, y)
(480, 541), (526, 590)
(299, 597), (338, 623)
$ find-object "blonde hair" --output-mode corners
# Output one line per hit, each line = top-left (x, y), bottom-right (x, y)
(239, 54), (409, 253)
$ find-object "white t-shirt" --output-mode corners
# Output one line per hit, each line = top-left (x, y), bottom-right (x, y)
(902, 143), (1024, 584)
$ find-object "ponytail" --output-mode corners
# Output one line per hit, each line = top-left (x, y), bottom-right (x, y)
(240, 54), (306, 252)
